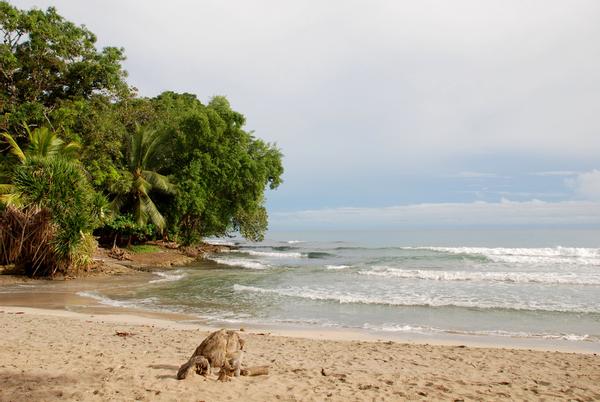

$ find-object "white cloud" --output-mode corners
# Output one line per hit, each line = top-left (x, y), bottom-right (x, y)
(567, 170), (600, 200)
(450, 171), (502, 178)
(531, 171), (579, 177)
(271, 200), (600, 229)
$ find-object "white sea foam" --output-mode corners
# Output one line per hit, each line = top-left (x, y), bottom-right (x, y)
(286, 240), (305, 244)
(411, 246), (600, 265)
(206, 239), (237, 246)
(362, 323), (593, 342)
(210, 258), (269, 269)
(233, 284), (445, 308)
(362, 322), (444, 334)
(77, 291), (158, 308)
(273, 318), (338, 326)
(233, 284), (347, 301)
(149, 270), (187, 283)
(326, 265), (351, 270)
(358, 267), (600, 285)
(240, 250), (303, 258)
(232, 284), (597, 312)
(556, 333), (591, 342)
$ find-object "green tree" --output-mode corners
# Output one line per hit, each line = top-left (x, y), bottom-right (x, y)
(109, 126), (175, 232)
(0, 1), (129, 139)
(147, 92), (283, 243)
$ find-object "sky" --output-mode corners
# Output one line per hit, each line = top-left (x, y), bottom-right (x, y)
(13, 0), (600, 229)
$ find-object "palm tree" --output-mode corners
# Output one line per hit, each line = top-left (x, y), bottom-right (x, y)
(2, 125), (80, 163)
(110, 127), (175, 232)
(1, 125), (80, 205)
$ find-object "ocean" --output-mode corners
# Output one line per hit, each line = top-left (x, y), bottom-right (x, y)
(79, 228), (600, 350)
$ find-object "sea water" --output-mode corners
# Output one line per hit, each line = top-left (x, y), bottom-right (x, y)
(80, 227), (600, 348)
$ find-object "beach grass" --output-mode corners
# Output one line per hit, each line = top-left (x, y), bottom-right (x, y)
(127, 244), (161, 254)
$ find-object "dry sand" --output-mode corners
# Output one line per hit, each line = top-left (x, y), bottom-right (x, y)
(1, 306), (599, 401)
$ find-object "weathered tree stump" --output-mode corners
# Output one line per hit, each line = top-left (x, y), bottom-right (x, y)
(177, 329), (244, 381)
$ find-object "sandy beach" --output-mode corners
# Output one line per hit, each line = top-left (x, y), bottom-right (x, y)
(1, 305), (599, 402)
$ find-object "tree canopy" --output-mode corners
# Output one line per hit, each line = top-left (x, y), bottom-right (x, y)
(0, 2), (284, 274)
(0, 2), (129, 137)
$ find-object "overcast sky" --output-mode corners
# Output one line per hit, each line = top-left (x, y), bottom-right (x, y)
(14, 0), (600, 228)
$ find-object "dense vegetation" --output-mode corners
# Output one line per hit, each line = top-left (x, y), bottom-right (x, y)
(0, 2), (283, 275)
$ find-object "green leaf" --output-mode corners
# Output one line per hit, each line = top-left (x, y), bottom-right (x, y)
(2, 133), (26, 163)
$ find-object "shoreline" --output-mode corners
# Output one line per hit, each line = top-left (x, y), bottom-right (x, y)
(0, 241), (234, 282)
(0, 284), (599, 355)
(2, 246), (600, 355)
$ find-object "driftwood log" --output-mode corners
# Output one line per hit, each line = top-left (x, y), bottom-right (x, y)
(241, 366), (269, 376)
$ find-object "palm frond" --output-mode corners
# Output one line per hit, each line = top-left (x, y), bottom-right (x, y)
(140, 193), (165, 230)
(0, 183), (20, 206)
(0, 192), (23, 207)
(62, 141), (82, 158)
(142, 170), (175, 194)
(140, 128), (166, 169)
(0, 183), (14, 194)
(134, 197), (146, 226)
(2, 133), (26, 163)
(133, 174), (152, 197)
(109, 193), (126, 214)
(28, 127), (65, 158)
(126, 126), (141, 171)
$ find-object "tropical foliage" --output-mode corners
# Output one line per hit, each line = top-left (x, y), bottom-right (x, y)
(109, 126), (175, 231)
(4, 156), (106, 275)
(0, 3), (284, 275)
(1, 125), (80, 206)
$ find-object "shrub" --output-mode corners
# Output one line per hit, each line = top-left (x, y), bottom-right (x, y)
(95, 214), (156, 247)
(10, 156), (104, 275)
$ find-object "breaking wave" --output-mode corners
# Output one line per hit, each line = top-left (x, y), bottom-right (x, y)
(239, 250), (303, 258)
(358, 267), (600, 285)
(326, 265), (351, 270)
(410, 246), (600, 265)
(149, 270), (187, 284)
(205, 239), (237, 246)
(232, 284), (598, 313)
(209, 258), (269, 270)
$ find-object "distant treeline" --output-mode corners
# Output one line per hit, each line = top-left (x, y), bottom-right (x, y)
(0, 2), (283, 275)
